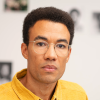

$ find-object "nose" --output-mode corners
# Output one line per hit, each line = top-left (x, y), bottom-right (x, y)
(44, 43), (57, 61)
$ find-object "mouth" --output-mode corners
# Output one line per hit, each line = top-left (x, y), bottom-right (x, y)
(42, 65), (57, 72)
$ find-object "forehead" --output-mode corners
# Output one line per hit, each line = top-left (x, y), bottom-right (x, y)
(29, 20), (70, 43)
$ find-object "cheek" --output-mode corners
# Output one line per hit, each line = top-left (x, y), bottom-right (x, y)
(58, 57), (67, 72)
(33, 55), (43, 67)
(59, 56), (67, 65)
(28, 51), (44, 68)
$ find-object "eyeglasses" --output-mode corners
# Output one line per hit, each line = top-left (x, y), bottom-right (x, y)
(29, 40), (71, 57)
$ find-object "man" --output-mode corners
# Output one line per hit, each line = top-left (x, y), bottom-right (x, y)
(0, 7), (88, 100)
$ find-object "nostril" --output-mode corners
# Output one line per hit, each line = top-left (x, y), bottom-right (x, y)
(46, 58), (56, 61)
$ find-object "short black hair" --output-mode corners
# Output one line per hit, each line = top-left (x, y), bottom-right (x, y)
(23, 7), (74, 46)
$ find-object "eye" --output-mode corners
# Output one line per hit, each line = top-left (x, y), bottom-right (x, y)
(56, 44), (66, 49)
(36, 42), (47, 47)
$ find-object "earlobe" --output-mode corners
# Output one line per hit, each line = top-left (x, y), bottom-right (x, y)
(21, 43), (28, 59)
(66, 48), (71, 63)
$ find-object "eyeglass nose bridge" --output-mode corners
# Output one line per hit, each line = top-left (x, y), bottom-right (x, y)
(48, 43), (56, 49)
(46, 43), (58, 56)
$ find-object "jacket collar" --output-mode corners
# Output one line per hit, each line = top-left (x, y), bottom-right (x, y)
(11, 69), (62, 100)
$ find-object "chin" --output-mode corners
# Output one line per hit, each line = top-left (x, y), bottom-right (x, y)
(39, 76), (60, 84)
(42, 80), (57, 84)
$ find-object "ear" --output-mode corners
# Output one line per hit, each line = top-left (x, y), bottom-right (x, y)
(66, 48), (71, 63)
(21, 43), (28, 59)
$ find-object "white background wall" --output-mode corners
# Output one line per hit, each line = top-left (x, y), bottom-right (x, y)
(0, 0), (100, 100)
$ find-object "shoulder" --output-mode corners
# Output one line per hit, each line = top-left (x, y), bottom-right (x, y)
(0, 82), (18, 99)
(58, 80), (86, 94)
(57, 80), (88, 100)
(0, 82), (12, 94)
(0, 82), (14, 97)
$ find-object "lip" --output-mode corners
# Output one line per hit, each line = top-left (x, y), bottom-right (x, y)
(42, 65), (57, 72)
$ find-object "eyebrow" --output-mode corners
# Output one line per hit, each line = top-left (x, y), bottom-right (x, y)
(57, 39), (68, 44)
(34, 36), (48, 41)
(34, 35), (68, 44)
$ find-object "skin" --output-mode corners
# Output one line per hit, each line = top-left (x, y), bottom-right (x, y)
(21, 20), (71, 100)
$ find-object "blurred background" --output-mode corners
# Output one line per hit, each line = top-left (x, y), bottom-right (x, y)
(0, 0), (100, 100)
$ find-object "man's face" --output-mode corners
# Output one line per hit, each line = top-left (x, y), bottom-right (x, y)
(22, 20), (71, 84)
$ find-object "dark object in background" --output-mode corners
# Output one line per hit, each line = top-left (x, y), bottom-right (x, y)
(5, 0), (28, 11)
(0, 62), (12, 84)
(69, 8), (82, 32)
(93, 13), (100, 32)
(69, 8), (80, 25)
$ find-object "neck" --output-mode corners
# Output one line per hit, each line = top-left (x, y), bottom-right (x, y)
(20, 72), (57, 100)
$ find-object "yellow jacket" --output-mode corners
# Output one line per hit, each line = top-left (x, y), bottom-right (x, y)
(0, 69), (88, 100)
